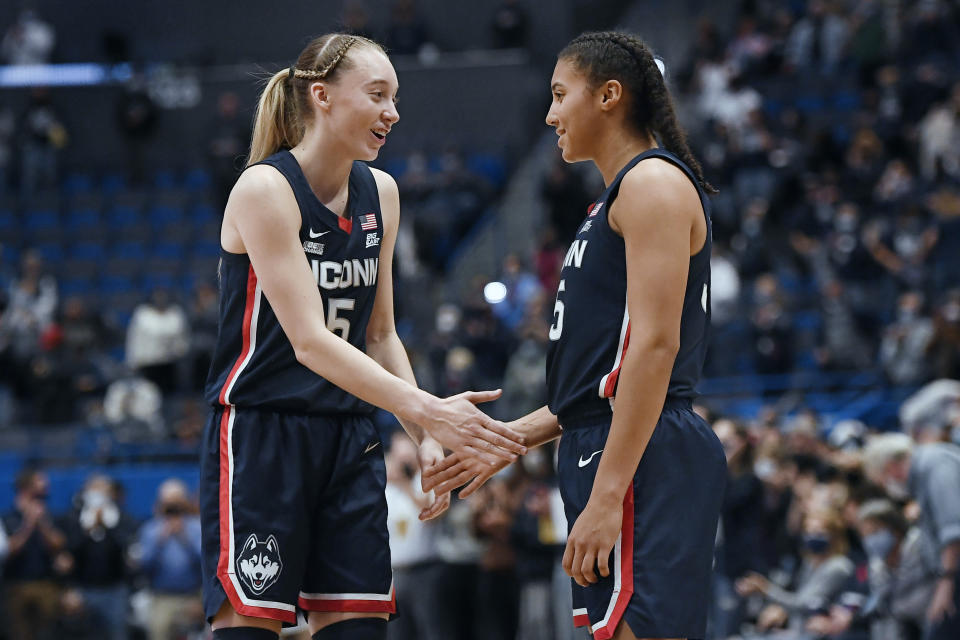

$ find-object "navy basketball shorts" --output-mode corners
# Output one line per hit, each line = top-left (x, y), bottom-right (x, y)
(199, 406), (394, 624)
(557, 398), (727, 640)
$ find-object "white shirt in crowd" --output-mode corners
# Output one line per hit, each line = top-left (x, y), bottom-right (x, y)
(125, 303), (190, 369)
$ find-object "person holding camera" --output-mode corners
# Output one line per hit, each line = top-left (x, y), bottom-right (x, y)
(135, 478), (203, 640)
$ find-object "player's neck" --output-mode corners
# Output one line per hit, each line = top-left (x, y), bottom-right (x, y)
(593, 130), (658, 187)
(289, 134), (354, 207)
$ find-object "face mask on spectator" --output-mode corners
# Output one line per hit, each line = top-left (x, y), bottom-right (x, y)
(862, 529), (896, 560)
(803, 533), (830, 555)
(754, 457), (776, 481)
(884, 477), (910, 501)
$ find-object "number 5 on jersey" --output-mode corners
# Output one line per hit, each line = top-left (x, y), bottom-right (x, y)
(549, 280), (565, 341)
(327, 298), (355, 339)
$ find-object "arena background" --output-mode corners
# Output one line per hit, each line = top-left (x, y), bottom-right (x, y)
(0, 0), (959, 638)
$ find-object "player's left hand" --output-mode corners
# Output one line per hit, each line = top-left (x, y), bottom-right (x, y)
(417, 437), (451, 521)
(562, 495), (623, 587)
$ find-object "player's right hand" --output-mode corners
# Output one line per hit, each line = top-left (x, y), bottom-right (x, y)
(424, 390), (526, 466)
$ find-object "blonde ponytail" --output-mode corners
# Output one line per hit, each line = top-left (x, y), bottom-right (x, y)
(247, 69), (302, 167)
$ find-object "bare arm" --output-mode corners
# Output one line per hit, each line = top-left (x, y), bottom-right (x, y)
(364, 169), (428, 445)
(221, 166), (524, 463)
(563, 159), (703, 586)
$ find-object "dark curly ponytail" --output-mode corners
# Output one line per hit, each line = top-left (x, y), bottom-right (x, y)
(559, 31), (716, 193)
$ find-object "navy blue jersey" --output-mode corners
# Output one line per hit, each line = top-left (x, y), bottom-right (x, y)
(204, 150), (384, 415)
(546, 149), (712, 424)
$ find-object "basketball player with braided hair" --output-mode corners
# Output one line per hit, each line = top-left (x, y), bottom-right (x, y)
(198, 33), (526, 640)
(424, 31), (726, 640)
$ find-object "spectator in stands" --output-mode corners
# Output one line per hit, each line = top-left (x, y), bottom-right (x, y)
(807, 499), (931, 640)
(929, 289), (960, 380)
(490, 254), (542, 332)
(490, 0), (529, 49)
(863, 433), (960, 639)
(384, 0), (432, 56)
(340, 0), (375, 40)
(115, 72), (159, 186)
(511, 446), (564, 640)
(736, 508), (854, 634)
(0, 106), (13, 194)
(713, 418), (765, 638)
(206, 91), (248, 211)
(784, 0), (850, 75)
(103, 365), (165, 441)
(125, 287), (189, 393)
(879, 291), (934, 386)
(500, 314), (548, 421)
(2, 468), (70, 640)
(0, 9), (55, 65)
(541, 153), (593, 243)
(135, 478), (203, 640)
(5, 249), (56, 363)
(63, 474), (137, 640)
(385, 433), (444, 640)
(918, 82), (960, 182)
(187, 281), (219, 391)
(19, 87), (68, 201)
(472, 477), (519, 640)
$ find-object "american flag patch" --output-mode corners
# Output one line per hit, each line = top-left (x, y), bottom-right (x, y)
(359, 213), (377, 230)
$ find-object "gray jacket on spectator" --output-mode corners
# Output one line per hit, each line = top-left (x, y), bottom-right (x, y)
(765, 554), (854, 630)
(907, 443), (960, 573)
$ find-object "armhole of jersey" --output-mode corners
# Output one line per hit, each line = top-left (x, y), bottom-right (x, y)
(252, 156), (308, 237)
(357, 162), (385, 228)
(604, 150), (709, 254)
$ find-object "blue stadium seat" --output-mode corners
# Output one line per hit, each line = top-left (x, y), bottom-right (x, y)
(101, 172), (126, 196)
(142, 272), (176, 292)
(59, 278), (96, 297)
(467, 153), (506, 188)
(190, 202), (219, 226)
(65, 208), (101, 231)
(62, 172), (94, 196)
(184, 168), (212, 191)
(99, 274), (136, 295)
(153, 169), (178, 190)
(24, 209), (59, 233)
(69, 242), (106, 262)
(111, 241), (145, 260)
(153, 242), (183, 259)
(147, 204), (184, 229)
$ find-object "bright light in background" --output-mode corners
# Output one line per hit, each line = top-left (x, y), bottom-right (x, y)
(484, 281), (507, 304)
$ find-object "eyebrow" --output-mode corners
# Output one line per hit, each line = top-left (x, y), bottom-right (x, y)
(551, 82), (565, 91)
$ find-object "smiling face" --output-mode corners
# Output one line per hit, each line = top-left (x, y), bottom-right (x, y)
(314, 46), (399, 161)
(545, 58), (606, 163)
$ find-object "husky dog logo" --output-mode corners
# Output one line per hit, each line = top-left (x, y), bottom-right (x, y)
(237, 534), (283, 595)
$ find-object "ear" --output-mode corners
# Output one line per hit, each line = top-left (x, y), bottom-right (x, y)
(598, 80), (624, 112)
(242, 533), (258, 553)
(265, 535), (279, 553)
(308, 81), (331, 111)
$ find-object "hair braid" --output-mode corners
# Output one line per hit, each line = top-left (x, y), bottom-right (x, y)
(560, 31), (717, 194)
(247, 33), (387, 166)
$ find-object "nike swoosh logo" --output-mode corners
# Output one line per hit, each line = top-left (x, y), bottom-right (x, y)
(578, 450), (603, 468)
(364, 442), (380, 454)
(309, 229), (330, 238)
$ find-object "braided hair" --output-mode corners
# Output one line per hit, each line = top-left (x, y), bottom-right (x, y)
(248, 33), (387, 166)
(559, 31), (716, 193)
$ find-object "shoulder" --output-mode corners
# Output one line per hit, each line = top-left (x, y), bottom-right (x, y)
(369, 167), (400, 227)
(369, 166), (399, 199)
(231, 163), (292, 203)
(619, 156), (700, 208)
